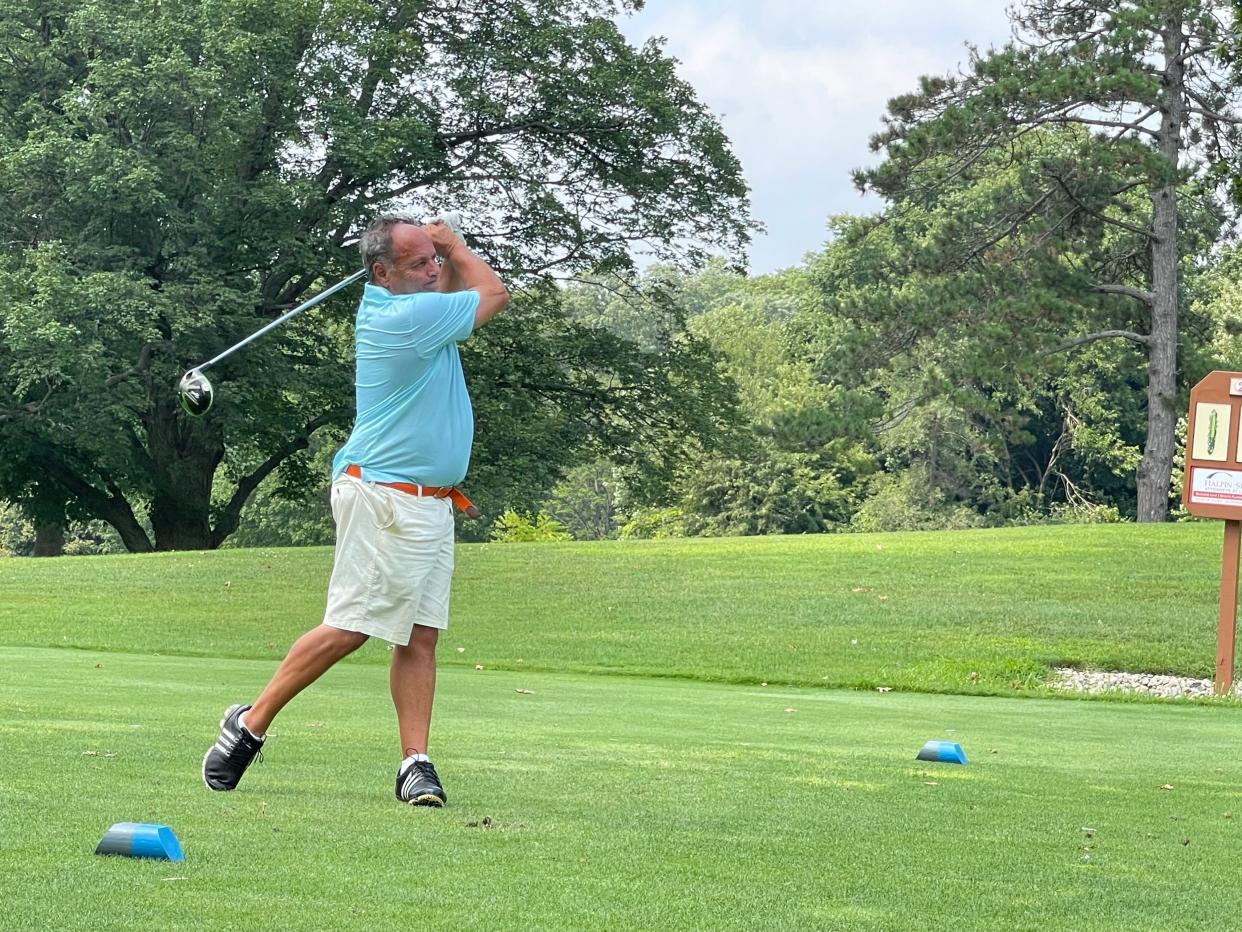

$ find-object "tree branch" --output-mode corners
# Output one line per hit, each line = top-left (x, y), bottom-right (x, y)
(0, 400), (43, 421)
(1050, 329), (1151, 353)
(1170, 43), (1218, 68)
(873, 397), (919, 433)
(1048, 172), (1156, 240)
(1090, 283), (1155, 305)
(1034, 109), (1161, 140)
(104, 342), (161, 387)
(436, 119), (626, 149)
(948, 186), (1057, 271)
(209, 407), (349, 547)
(37, 453), (152, 552)
(1185, 102), (1242, 126)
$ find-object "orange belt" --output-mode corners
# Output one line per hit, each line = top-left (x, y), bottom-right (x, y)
(345, 464), (481, 519)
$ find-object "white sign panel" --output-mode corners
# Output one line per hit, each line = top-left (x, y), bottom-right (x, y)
(1193, 403), (1232, 461)
(1189, 467), (1242, 507)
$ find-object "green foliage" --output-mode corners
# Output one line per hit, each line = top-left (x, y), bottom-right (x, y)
(489, 509), (572, 542)
(849, 469), (992, 533)
(0, 500), (124, 556)
(1192, 244), (1242, 371)
(0, 0), (751, 551)
(597, 261), (880, 537)
(1046, 501), (1125, 524)
(679, 451), (868, 536)
(218, 432), (336, 549)
(802, 121), (1210, 524)
(0, 500), (30, 557)
(221, 485), (335, 549)
(462, 281), (744, 528)
(542, 461), (623, 541)
(59, 521), (125, 556)
(617, 505), (685, 539)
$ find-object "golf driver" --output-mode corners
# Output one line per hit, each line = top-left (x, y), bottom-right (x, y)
(178, 269), (367, 416)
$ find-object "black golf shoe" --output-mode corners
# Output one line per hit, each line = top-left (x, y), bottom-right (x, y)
(396, 757), (447, 807)
(202, 704), (264, 791)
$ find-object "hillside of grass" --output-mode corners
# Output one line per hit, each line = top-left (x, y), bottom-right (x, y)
(1, 522), (1233, 697)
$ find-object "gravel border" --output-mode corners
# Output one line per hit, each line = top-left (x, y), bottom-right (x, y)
(1052, 667), (1242, 699)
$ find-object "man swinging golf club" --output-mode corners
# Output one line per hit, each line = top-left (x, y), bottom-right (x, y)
(202, 212), (509, 806)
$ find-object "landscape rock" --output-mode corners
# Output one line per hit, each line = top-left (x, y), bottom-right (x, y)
(1051, 668), (1242, 699)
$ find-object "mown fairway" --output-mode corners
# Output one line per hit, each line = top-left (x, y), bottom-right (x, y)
(2, 523), (1241, 930)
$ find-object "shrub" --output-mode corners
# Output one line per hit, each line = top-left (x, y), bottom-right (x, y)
(850, 472), (989, 533)
(0, 501), (32, 556)
(619, 507), (686, 539)
(490, 510), (573, 542)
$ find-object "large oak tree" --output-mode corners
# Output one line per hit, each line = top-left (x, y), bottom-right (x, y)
(0, 0), (751, 550)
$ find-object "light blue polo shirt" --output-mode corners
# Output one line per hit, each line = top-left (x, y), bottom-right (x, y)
(331, 283), (481, 487)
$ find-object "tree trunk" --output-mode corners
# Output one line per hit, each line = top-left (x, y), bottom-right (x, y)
(26, 480), (66, 556)
(32, 520), (64, 556)
(146, 399), (225, 551)
(150, 498), (214, 550)
(1136, 12), (1185, 523)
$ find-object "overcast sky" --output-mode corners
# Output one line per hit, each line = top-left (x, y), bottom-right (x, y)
(617, 2), (1016, 274)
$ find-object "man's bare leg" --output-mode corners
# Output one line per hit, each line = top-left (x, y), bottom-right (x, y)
(203, 624), (368, 791)
(390, 624), (439, 754)
(244, 624), (370, 736)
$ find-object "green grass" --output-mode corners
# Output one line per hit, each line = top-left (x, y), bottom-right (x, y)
(0, 522), (1234, 693)
(4, 523), (1242, 930)
(4, 647), (1242, 931)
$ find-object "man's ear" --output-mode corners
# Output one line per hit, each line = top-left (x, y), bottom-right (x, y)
(370, 260), (388, 287)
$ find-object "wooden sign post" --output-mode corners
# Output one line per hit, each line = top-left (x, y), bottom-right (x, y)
(1182, 371), (1242, 694)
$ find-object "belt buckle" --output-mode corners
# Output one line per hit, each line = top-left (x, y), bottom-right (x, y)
(433, 487), (453, 500)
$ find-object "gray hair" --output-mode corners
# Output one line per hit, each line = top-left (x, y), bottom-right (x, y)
(359, 212), (421, 280)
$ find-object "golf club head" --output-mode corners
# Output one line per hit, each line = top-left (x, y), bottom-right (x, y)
(178, 368), (214, 417)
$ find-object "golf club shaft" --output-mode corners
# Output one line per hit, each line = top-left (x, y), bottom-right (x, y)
(193, 269), (367, 372)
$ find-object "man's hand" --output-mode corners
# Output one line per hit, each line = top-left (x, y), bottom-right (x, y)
(420, 214), (509, 325)
(423, 221), (460, 260)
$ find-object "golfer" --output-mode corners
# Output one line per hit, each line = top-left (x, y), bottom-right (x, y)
(203, 213), (509, 806)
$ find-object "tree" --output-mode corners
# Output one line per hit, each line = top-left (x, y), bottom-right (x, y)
(0, 0), (751, 550)
(458, 279), (743, 535)
(854, 0), (1240, 521)
(570, 261), (878, 536)
(542, 461), (623, 540)
(678, 271), (875, 534)
(803, 130), (1189, 523)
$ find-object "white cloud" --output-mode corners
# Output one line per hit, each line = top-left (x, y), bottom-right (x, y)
(619, 1), (1013, 272)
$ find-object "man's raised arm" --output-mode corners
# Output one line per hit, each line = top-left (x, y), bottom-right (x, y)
(426, 221), (509, 328)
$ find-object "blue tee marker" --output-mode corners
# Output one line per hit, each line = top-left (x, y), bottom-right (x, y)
(916, 740), (968, 765)
(95, 822), (185, 861)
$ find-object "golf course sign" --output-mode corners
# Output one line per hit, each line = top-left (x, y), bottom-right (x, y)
(1183, 371), (1242, 692)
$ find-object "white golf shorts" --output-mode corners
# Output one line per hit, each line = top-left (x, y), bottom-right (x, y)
(322, 472), (456, 645)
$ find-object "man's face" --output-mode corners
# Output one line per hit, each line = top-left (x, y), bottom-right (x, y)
(372, 223), (440, 294)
